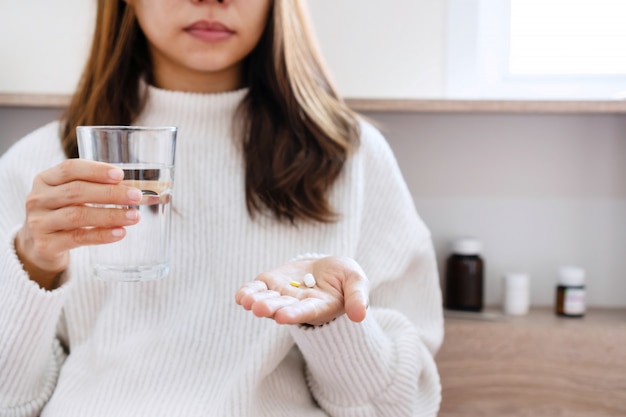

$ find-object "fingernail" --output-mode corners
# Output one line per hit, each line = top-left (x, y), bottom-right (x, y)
(112, 228), (124, 237)
(109, 169), (124, 181)
(127, 189), (142, 201)
(125, 209), (139, 220)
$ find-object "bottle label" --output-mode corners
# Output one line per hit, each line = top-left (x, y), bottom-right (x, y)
(564, 288), (586, 314)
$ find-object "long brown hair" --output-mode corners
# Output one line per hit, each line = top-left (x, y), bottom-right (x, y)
(61, 0), (360, 223)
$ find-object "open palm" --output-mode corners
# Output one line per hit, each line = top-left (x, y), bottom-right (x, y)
(235, 256), (369, 326)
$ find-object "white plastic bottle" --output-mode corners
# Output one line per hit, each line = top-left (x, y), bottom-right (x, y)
(502, 273), (530, 316)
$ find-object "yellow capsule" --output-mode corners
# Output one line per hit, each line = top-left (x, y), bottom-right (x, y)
(289, 280), (301, 288)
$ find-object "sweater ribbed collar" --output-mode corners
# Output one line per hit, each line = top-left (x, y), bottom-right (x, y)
(137, 82), (249, 138)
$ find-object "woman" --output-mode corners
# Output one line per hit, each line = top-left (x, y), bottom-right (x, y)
(0, 0), (443, 415)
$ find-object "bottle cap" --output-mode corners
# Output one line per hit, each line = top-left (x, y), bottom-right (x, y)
(452, 237), (482, 255)
(557, 266), (585, 286)
(503, 273), (529, 289)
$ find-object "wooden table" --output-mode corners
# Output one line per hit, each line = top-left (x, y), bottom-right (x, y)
(435, 308), (626, 417)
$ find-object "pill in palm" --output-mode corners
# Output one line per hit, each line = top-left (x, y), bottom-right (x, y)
(303, 273), (316, 288)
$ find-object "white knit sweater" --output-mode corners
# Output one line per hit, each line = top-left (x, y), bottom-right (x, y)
(0, 86), (443, 417)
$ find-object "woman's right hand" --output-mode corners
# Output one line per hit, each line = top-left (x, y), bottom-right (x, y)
(15, 159), (143, 290)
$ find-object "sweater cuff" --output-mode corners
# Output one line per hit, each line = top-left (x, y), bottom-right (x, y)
(288, 313), (395, 406)
(0, 224), (69, 319)
(0, 225), (69, 403)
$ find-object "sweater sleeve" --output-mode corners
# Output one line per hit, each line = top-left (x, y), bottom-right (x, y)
(0, 126), (70, 416)
(288, 122), (444, 417)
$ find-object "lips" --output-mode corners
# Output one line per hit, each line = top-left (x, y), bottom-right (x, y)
(184, 20), (235, 42)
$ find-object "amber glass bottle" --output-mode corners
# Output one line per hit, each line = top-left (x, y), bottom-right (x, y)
(445, 237), (484, 312)
(555, 266), (586, 318)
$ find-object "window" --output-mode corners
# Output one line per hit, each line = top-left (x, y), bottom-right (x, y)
(446, 0), (626, 100)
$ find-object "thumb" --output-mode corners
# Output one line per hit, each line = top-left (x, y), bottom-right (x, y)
(343, 271), (369, 322)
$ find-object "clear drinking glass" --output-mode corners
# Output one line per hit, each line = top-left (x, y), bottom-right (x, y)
(76, 126), (177, 282)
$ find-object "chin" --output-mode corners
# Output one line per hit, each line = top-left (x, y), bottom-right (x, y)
(187, 59), (236, 73)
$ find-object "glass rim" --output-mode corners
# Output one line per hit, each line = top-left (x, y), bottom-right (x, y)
(76, 125), (177, 132)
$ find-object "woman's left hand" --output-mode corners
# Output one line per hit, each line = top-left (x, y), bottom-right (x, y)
(235, 256), (369, 326)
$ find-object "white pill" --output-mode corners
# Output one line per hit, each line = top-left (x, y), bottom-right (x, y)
(303, 273), (316, 288)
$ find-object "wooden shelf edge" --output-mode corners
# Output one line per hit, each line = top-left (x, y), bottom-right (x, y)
(346, 98), (626, 114)
(0, 93), (70, 108)
(2, 93), (626, 114)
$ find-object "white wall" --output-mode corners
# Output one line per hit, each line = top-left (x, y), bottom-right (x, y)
(0, 0), (95, 94)
(2, 108), (625, 308)
(0, 0), (446, 99)
(307, 0), (446, 98)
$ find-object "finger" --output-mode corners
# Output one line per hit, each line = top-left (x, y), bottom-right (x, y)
(39, 159), (125, 187)
(251, 295), (300, 318)
(274, 298), (331, 325)
(37, 226), (128, 254)
(239, 289), (282, 311)
(235, 280), (268, 305)
(343, 273), (370, 323)
(43, 182), (142, 209)
(37, 205), (140, 233)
